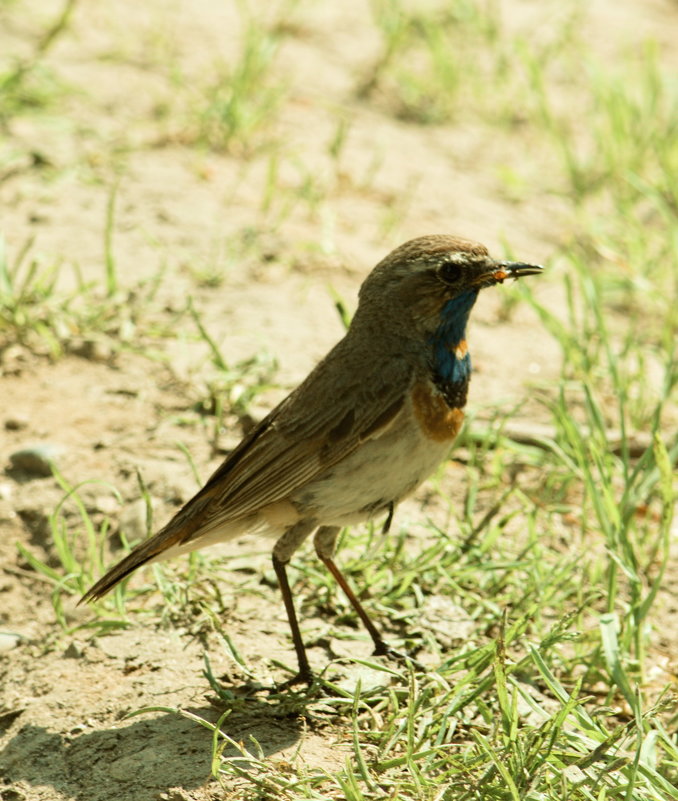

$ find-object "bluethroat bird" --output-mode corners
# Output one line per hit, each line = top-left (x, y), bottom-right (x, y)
(81, 235), (543, 684)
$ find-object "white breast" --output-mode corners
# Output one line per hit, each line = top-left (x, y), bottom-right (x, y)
(295, 399), (455, 527)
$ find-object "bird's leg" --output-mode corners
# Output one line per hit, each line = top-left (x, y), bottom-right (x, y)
(272, 521), (317, 686)
(272, 554), (314, 685)
(314, 525), (392, 657)
(382, 501), (395, 534)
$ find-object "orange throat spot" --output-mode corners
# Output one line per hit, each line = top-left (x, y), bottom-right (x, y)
(412, 382), (465, 442)
(449, 338), (468, 360)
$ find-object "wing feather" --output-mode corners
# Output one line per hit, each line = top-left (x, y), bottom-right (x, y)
(173, 342), (413, 541)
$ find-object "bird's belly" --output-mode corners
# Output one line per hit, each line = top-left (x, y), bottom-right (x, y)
(296, 399), (462, 526)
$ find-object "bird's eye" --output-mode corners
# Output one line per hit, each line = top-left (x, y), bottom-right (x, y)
(437, 260), (459, 284)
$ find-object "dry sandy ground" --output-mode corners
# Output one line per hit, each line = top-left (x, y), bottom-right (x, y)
(1, 1), (676, 799)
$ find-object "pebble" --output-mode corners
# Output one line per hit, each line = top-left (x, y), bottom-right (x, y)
(9, 444), (66, 477)
(119, 497), (160, 541)
(16, 505), (50, 545)
(91, 495), (119, 516)
(1, 788), (27, 801)
(69, 337), (114, 363)
(4, 415), (29, 431)
(63, 641), (86, 659)
(0, 632), (22, 653)
(0, 343), (31, 373)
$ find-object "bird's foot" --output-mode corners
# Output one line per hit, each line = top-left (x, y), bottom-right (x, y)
(272, 667), (316, 692)
(372, 640), (426, 671)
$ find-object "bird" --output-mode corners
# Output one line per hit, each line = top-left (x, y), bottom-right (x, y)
(81, 235), (543, 685)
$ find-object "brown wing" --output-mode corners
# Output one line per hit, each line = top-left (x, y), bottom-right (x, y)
(174, 341), (412, 540)
(80, 338), (413, 602)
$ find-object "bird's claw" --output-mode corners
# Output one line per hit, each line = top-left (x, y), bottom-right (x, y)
(372, 641), (426, 671)
(273, 669), (315, 692)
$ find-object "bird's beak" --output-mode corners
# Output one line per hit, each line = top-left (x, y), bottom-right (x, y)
(474, 261), (544, 285)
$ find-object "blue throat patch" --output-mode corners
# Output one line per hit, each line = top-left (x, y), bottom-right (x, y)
(429, 288), (479, 392)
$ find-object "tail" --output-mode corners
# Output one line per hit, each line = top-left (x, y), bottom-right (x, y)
(79, 488), (222, 604)
(78, 472), (247, 605)
(79, 533), (169, 604)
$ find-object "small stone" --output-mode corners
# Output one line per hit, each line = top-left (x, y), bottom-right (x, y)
(90, 495), (119, 516)
(0, 344), (30, 368)
(69, 337), (114, 362)
(1, 789), (27, 801)
(158, 789), (193, 801)
(119, 497), (160, 541)
(63, 641), (85, 659)
(9, 444), (66, 477)
(4, 415), (29, 431)
(16, 506), (51, 545)
(68, 723), (88, 736)
(0, 632), (22, 653)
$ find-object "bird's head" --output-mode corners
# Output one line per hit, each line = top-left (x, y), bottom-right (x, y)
(356, 235), (543, 338)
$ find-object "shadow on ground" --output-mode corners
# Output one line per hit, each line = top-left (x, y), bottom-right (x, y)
(0, 699), (304, 801)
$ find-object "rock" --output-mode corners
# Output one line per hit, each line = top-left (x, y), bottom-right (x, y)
(119, 497), (161, 541)
(0, 343), (31, 375)
(9, 444), (66, 477)
(159, 789), (193, 801)
(69, 337), (114, 363)
(4, 415), (29, 431)
(0, 632), (22, 653)
(1, 787), (27, 801)
(90, 495), (119, 516)
(63, 641), (86, 659)
(16, 506), (51, 545)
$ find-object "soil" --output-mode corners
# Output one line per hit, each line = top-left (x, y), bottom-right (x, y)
(1, 1), (676, 799)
